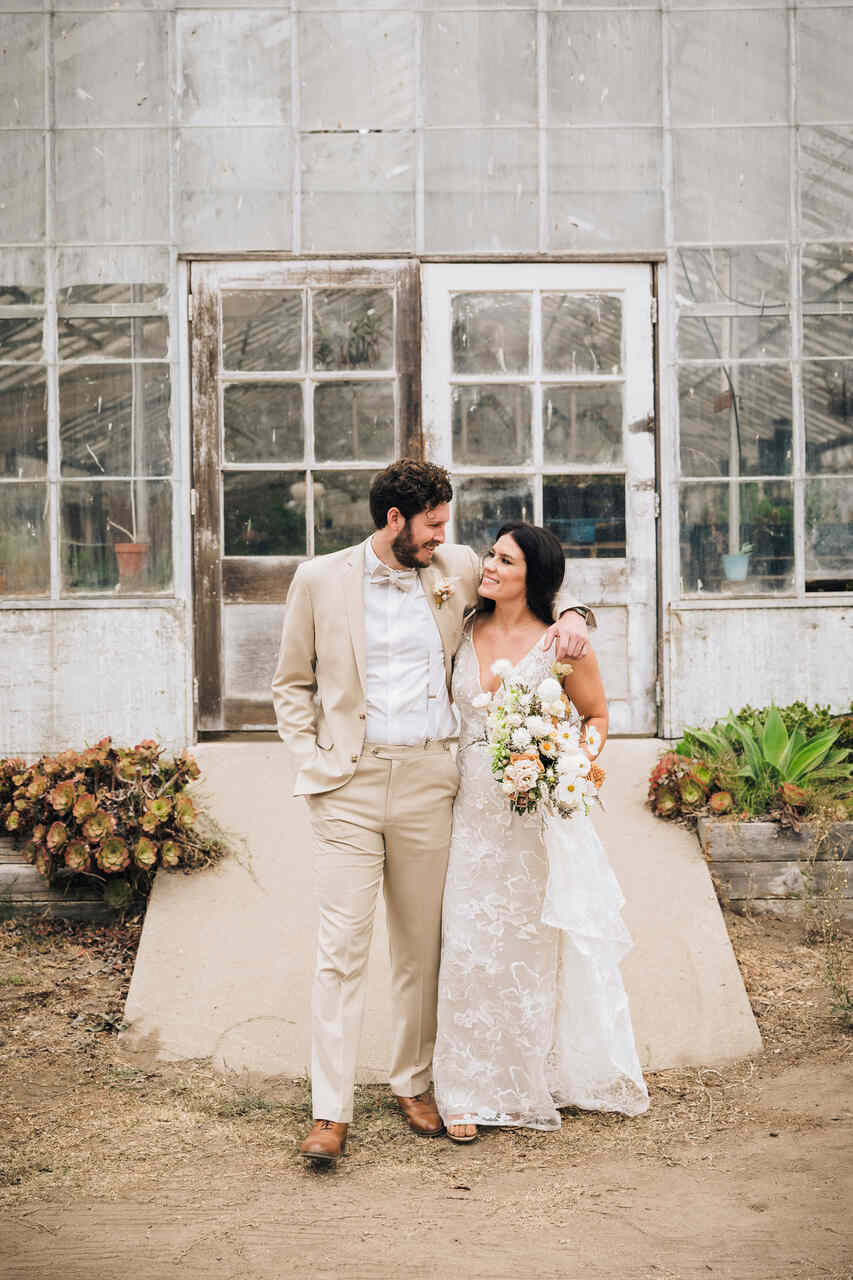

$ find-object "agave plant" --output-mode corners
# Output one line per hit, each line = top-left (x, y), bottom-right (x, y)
(726, 705), (853, 794)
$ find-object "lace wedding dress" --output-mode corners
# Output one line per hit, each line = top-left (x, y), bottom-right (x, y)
(433, 623), (649, 1130)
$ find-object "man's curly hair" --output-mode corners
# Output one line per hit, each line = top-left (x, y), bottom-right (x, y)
(369, 458), (454, 529)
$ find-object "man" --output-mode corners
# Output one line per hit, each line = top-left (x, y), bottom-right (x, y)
(271, 459), (593, 1165)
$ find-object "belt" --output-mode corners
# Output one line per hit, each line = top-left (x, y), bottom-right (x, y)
(365, 738), (456, 758)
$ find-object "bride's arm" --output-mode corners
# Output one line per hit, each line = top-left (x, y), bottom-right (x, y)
(561, 649), (608, 759)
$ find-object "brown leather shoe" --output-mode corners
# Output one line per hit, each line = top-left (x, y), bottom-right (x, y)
(300, 1119), (348, 1164)
(395, 1091), (446, 1137)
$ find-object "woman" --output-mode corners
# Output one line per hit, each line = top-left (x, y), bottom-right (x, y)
(433, 522), (648, 1141)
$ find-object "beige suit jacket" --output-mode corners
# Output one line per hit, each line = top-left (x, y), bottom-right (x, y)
(271, 537), (589, 797)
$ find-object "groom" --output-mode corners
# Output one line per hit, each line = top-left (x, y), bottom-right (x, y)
(271, 459), (593, 1164)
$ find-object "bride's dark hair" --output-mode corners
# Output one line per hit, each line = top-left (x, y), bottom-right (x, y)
(479, 521), (566, 626)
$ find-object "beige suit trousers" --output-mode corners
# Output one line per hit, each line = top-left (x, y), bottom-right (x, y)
(306, 740), (460, 1123)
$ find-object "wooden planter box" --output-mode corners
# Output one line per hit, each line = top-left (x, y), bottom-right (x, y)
(0, 837), (113, 923)
(697, 818), (853, 922)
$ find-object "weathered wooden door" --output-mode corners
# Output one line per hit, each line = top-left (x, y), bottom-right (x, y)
(422, 264), (657, 733)
(190, 260), (420, 730)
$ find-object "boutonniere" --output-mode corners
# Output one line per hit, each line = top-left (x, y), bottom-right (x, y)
(432, 576), (460, 609)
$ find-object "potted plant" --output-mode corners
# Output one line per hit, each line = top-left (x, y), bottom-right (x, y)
(107, 515), (149, 586)
(722, 542), (752, 581)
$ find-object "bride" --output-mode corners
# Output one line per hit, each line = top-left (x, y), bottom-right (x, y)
(433, 521), (649, 1141)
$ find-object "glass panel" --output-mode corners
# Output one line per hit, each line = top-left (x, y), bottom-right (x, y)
(312, 289), (393, 371)
(803, 361), (853, 475)
(0, 368), (47, 477)
(679, 365), (793, 477)
(314, 382), (394, 462)
(176, 10), (291, 127)
(543, 385), (623, 465)
(60, 479), (172, 595)
(802, 313), (853, 358)
(302, 132), (415, 254)
(424, 129), (538, 254)
(313, 470), (374, 555)
(669, 11), (788, 127)
(58, 316), (168, 361)
(53, 11), (169, 128)
(806, 479), (853, 592)
(56, 130), (170, 243)
(452, 385), (532, 465)
(451, 292), (530, 375)
(57, 283), (167, 305)
(299, 13), (415, 131)
(547, 12), (661, 127)
(0, 481), (49, 597)
(223, 384), (304, 463)
(222, 290), (303, 371)
(423, 12), (537, 128)
(548, 128), (664, 254)
(679, 480), (794, 594)
(677, 314), (790, 360)
(674, 245), (791, 309)
(544, 474), (626, 559)
(800, 127), (853, 239)
(177, 126), (292, 252)
(454, 475), (535, 551)
(60, 364), (171, 477)
(223, 472), (307, 557)
(0, 316), (43, 362)
(801, 243), (853, 304)
(542, 294), (622, 375)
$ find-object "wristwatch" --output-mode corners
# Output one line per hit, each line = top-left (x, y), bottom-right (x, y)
(566, 605), (593, 623)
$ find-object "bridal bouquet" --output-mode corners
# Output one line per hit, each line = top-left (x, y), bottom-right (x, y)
(474, 661), (604, 818)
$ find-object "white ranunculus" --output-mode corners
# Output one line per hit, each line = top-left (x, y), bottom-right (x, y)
(542, 698), (566, 718)
(536, 677), (562, 702)
(511, 727), (533, 750)
(491, 659), (513, 678)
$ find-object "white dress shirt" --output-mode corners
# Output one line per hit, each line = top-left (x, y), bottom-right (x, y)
(363, 538), (458, 746)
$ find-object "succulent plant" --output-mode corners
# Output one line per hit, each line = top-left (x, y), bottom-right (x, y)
(133, 836), (159, 871)
(160, 840), (181, 868)
(95, 836), (130, 874)
(72, 792), (97, 822)
(114, 756), (142, 783)
(48, 781), (76, 814)
(653, 784), (679, 817)
(46, 821), (69, 851)
(4, 809), (21, 832)
(708, 790), (734, 814)
(779, 782), (808, 809)
(34, 848), (52, 879)
(174, 794), (197, 827)
(82, 811), (114, 842)
(31, 823), (46, 845)
(139, 810), (160, 834)
(148, 797), (172, 821)
(103, 878), (133, 912)
(176, 751), (201, 781)
(679, 776), (706, 808)
(26, 774), (49, 800)
(64, 839), (92, 873)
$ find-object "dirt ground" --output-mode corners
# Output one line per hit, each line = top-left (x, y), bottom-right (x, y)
(0, 910), (850, 1280)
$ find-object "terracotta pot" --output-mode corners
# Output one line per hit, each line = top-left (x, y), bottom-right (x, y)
(113, 541), (149, 585)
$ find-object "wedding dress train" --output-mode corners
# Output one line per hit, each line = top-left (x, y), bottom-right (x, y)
(433, 624), (649, 1130)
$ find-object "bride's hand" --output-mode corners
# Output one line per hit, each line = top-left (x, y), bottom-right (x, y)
(545, 610), (589, 661)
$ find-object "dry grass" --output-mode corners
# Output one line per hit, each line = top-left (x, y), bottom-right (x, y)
(0, 908), (850, 1208)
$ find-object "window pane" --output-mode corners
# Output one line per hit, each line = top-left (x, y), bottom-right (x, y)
(0, 481), (49, 597)
(801, 244), (853, 305)
(677, 314), (790, 360)
(679, 365), (793, 477)
(451, 292), (530, 375)
(58, 315), (168, 361)
(806, 479), (853, 592)
(543, 385), (623, 465)
(312, 289), (393, 371)
(452, 384), (532, 465)
(0, 315), (43, 362)
(544, 474), (626, 559)
(679, 480), (793, 594)
(223, 384), (303, 464)
(454, 475), (534, 551)
(222, 290), (303, 372)
(223, 472), (306, 557)
(58, 283), (167, 305)
(542, 294), (621, 375)
(313, 470), (374, 556)
(0, 368), (47, 477)
(802, 313), (853, 359)
(60, 363), (171, 477)
(314, 382), (394, 462)
(673, 246), (790, 309)
(60, 479), (172, 595)
(803, 361), (853, 475)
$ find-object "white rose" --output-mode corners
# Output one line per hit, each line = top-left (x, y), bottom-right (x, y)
(536, 677), (562, 702)
(491, 659), (513, 679)
(525, 715), (551, 738)
(543, 698), (566, 718)
(511, 727), (533, 750)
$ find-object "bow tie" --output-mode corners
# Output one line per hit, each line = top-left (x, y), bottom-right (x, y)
(370, 563), (419, 593)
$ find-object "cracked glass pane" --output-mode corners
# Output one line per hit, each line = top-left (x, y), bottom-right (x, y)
(60, 478), (172, 595)
(0, 482), (49, 597)
(59, 363), (171, 477)
(542, 294), (622, 375)
(314, 382), (395, 462)
(679, 364), (793, 477)
(0, 368), (47, 477)
(544, 474), (626, 559)
(543, 385), (623, 466)
(451, 293), (530, 375)
(222, 290), (303, 371)
(224, 383), (303, 464)
(312, 289), (393, 372)
(452, 385), (532, 465)
(223, 472), (306, 557)
(454, 475), (535, 551)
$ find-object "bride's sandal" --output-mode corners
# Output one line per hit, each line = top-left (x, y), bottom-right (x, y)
(446, 1119), (478, 1144)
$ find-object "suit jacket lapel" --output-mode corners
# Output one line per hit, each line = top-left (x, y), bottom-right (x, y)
(419, 562), (456, 683)
(344, 539), (369, 696)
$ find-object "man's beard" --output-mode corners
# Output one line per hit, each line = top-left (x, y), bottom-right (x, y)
(391, 520), (433, 568)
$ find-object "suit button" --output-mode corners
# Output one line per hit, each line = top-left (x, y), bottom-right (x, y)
(359, 713), (366, 720)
